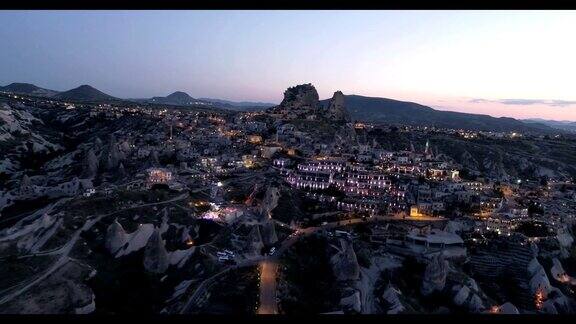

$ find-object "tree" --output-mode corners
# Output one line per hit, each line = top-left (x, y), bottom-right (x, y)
(494, 187), (504, 198)
(539, 177), (548, 186)
(528, 202), (544, 216)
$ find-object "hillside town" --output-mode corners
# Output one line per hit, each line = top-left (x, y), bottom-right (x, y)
(1, 82), (575, 315)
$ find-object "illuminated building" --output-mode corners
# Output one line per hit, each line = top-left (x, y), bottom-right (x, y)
(146, 168), (172, 185)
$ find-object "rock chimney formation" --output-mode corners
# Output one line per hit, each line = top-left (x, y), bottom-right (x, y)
(101, 134), (121, 171)
(146, 149), (161, 168)
(82, 148), (99, 179)
(143, 228), (169, 274)
(94, 137), (103, 148)
(247, 225), (264, 254)
(20, 174), (32, 190)
(117, 162), (126, 178)
(259, 185), (280, 217)
(260, 221), (278, 246)
(327, 91), (350, 122)
(421, 253), (449, 296)
(105, 220), (128, 255)
(331, 239), (360, 281)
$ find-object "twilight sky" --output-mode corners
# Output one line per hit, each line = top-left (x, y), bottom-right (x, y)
(1, 10), (576, 121)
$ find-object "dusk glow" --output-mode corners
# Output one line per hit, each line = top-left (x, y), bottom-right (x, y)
(1, 10), (576, 120)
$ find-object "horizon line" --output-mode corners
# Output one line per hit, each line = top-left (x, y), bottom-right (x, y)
(2, 80), (576, 123)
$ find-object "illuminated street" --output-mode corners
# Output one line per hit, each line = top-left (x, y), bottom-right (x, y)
(257, 260), (279, 314)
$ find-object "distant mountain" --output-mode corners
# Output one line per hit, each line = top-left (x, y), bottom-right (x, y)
(319, 94), (557, 134)
(148, 91), (204, 106)
(0, 83), (59, 97)
(138, 92), (274, 111)
(524, 118), (576, 133)
(199, 98), (276, 109)
(53, 85), (117, 102)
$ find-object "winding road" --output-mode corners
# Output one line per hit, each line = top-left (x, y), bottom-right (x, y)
(254, 213), (444, 315)
(0, 193), (189, 306)
(178, 212), (444, 314)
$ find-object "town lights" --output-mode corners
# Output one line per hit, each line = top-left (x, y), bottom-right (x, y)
(535, 290), (545, 310)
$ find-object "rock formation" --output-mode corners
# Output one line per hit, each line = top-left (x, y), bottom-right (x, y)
(279, 83), (319, 110)
(16, 174), (37, 197)
(421, 253), (449, 296)
(528, 257), (552, 296)
(452, 283), (484, 312)
(340, 289), (361, 313)
(82, 148), (99, 179)
(331, 239), (360, 281)
(106, 222), (155, 258)
(146, 149), (161, 168)
(498, 302), (520, 314)
(260, 220), (278, 246)
(66, 280), (95, 314)
(382, 285), (405, 314)
(326, 91), (350, 122)
(143, 228), (169, 274)
(247, 225), (264, 254)
(541, 289), (574, 314)
(259, 185), (280, 217)
(117, 162), (126, 178)
(557, 230), (574, 258)
(453, 285), (470, 306)
(0, 259), (96, 314)
(93, 136), (103, 147)
(467, 294), (485, 312)
(109, 134), (121, 168)
(105, 220), (128, 255)
(168, 247), (196, 269)
(101, 134), (121, 170)
(334, 123), (358, 147)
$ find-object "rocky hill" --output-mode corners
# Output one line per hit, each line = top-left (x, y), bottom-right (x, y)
(199, 98), (275, 109)
(148, 91), (200, 106)
(363, 127), (576, 180)
(268, 83), (350, 123)
(320, 94), (556, 134)
(279, 83), (320, 110)
(0, 83), (59, 97)
(524, 119), (576, 133)
(53, 85), (117, 102)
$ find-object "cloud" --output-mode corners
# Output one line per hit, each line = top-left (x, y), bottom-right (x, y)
(545, 100), (576, 107)
(469, 98), (490, 104)
(469, 98), (576, 107)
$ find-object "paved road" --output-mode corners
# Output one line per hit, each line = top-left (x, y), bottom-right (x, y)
(0, 197), (70, 233)
(155, 199), (444, 314)
(179, 256), (265, 314)
(256, 260), (279, 314)
(0, 174), (259, 310)
(254, 213), (444, 314)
